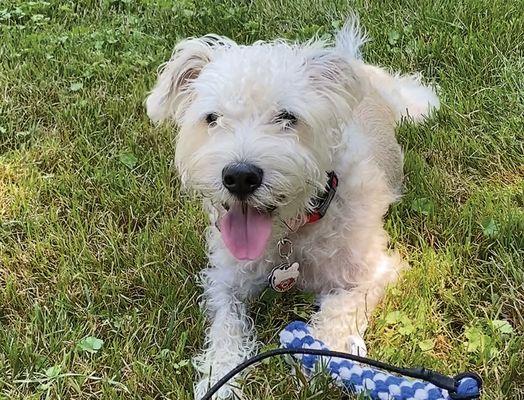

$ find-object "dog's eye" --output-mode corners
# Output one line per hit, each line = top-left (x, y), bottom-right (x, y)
(274, 110), (298, 127)
(205, 113), (219, 126)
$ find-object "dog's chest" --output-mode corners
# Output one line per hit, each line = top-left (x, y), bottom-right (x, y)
(270, 226), (359, 294)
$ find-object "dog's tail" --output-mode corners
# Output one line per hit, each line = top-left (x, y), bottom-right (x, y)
(335, 15), (439, 123)
(358, 65), (440, 122)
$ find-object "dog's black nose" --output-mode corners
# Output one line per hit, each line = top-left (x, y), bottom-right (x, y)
(222, 163), (263, 198)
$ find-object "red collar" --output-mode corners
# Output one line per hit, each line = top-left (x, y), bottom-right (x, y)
(306, 171), (338, 224)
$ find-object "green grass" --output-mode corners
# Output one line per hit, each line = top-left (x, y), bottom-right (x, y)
(0, 0), (522, 399)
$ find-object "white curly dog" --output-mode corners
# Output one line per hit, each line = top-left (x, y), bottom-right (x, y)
(146, 16), (439, 399)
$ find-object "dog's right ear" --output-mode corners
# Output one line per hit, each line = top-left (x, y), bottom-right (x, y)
(146, 35), (231, 124)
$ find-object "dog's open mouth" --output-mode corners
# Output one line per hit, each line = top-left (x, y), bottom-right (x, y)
(218, 203), (272, 261)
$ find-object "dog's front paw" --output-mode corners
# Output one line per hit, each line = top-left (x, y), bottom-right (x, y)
(193, 347), (251, 400)
(194, 374), (245, 400)
(310, 324), (368, 356)
(347, 334), (367, 357)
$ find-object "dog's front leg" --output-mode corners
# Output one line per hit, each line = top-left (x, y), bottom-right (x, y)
(193, 265), (260, 400)
(311, 253), (402, 356)
(310, 287), (371, 356)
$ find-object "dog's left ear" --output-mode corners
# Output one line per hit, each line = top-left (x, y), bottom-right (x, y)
(146, 35), (232, 123)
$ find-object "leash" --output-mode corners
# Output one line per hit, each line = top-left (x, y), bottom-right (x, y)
(201, 322), (482, 400)
(200, 348), (481, 400)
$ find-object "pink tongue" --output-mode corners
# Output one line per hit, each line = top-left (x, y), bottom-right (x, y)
(219, 204), (272, 260)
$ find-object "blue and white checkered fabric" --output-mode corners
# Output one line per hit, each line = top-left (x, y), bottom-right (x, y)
(280, 321), (479, 400)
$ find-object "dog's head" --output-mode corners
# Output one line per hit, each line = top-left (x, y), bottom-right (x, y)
(146, 30), (364, 260)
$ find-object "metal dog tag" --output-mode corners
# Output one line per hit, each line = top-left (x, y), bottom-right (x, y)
(268, 262), (300, 292)
(268, 238), (300, 292)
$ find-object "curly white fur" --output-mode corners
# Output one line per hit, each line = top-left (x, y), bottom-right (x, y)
(146, 16), (439, 399)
